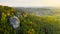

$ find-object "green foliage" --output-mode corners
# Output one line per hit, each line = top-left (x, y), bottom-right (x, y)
(0, 5), (60, 34)
(0, 5), (17, 34)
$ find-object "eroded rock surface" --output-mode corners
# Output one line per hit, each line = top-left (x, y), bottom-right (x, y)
(9, 16), (20, 29)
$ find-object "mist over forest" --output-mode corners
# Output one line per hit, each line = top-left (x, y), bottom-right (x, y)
(15, 7), (60, 16)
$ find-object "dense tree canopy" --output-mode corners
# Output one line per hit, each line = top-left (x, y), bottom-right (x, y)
(0, 5), (60, 34)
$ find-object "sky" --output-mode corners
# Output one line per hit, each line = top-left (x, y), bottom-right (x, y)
(0, 0), (60, 7)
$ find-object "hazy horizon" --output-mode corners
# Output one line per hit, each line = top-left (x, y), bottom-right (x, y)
(0, 0), (60, 7)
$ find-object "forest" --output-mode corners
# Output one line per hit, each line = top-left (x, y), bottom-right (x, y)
(0, 5), (60, 34)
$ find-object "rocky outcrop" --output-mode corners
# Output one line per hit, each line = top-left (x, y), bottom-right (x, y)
(9, 16), (20, 29)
